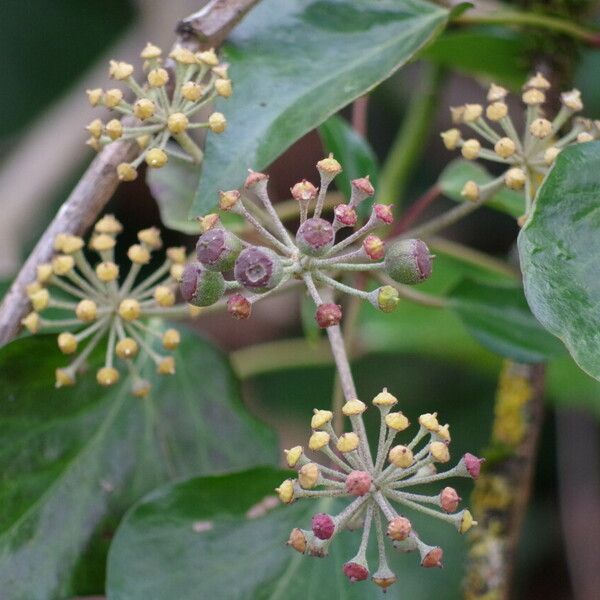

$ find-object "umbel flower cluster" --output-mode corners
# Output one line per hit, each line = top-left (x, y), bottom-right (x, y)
(441, 73), (596, 224)
(86, 42), (231, 182)
(181, 155), (433, 326)
(277, 389), (483, 589)
(22, 215), (194, 395)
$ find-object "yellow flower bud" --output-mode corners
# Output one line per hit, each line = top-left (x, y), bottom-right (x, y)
(385, 412), (410, 432)
(562, 89), (583, 112)
(134, 98), (156, 120)
(196, 48), (219, 66)
(86, 88), (103, 106)
(342, 398), (366, 416)
(529, 118), (552, 139)
(284, 446), (303, 468)
(522, 89), (545, 105)
(30, 289), (49, 311)
(127, 244), (151, 264)
(461, 180), (479, 202)
(208, 112), (227, 133)
(461, 139), (481, 160)
(54, 233), (68, 252)
(336, 432), (359, 453)
(86, 119), (103, 139)
(109, 60), (134, 80)
(157, 356), (176, 375)
(55, 368), (75, 388)
(167, 112), (189, 134)
(494, 137), (516, 159)
(21, 312), (40, 333)
(103, 88), (123, 108)
(458, 509), (477, 534)
(298, 463), (320, 489)
(169, 46), (197, 64)
(544, 146), (560, 165)
(450, 106), (465, 124)
(181, 81), (203, 102)
(317, 153), (342, 176)
(97, 367), (120, 386)
(76, 299), (98, 322)
(215, 78), (232, 98)
(525, 72), (550, 90)
(115, 337), (139, 359)
(188, 304), (203, 318)
(436, 423), (451, 442)
(463, 103), (483, 122)
(419, 412), (439, 432)
(429, 441), (450, 463)
(61, 235), (84, 254)
(117, 162), (138, 182)
(162, 328), (180, 350)
(118, 298), (141, 321)
(275, 479), (295, 504)
(166, 246), (187, 264)
(440, 128), (461, 150)
(90, 234), (116, 252)
(140, 42), (162, 59)
(105, 119), (123, 140)
(26, 281), (42, 296)
(145, 148), (168, 168)
(308, 431), (330, 451)
(388, 445), (414, 468)
(154, 285), (175, 307)
(505, 167), (526, 190)
(147, 68), (169, 87)
(487, 83), (507, 102)
(170, 263), (185, 281)
(138, 227), (162, 249)
(52, 255), (75, 275)
(137, 135), (151, 150)
(131, 378), (152, 398)
(577, 132), (594, 143)
(95, 214), (123, 234)
(57, 332), (78, 354)
(372, 388), (398, 407)
(37, 263), (53, 283)
(311, 409), (333, 429)
(218, 190), (240, 211)
(212, 65), (229, 79)
(486, 102), (508, 121)
(198, 213), (220, 232)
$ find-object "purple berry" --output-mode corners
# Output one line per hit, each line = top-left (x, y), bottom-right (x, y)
(180, 262), (225, 307)
(234, 246), (283, 293)
(296, 217), (334, 256)
(196, 228), (241, 271)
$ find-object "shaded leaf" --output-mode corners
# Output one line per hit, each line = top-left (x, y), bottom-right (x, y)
(438, 159), (523, 217)
(0, 329), (277, 599)
(192, 0), (448, 215)
(448, 279), (564, 363)
(519, 141), (600, 381)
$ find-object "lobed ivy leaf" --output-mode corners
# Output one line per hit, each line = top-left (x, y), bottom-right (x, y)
(0, 329), (277, 599)
(519, 141), (600, 381)
(192, 0), (448, 216)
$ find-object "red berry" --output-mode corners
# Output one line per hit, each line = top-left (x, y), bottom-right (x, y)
(312, 513), (335, 540)
(343, 561), (369, 582)
(315, 303), (342, 328)
(227, 294), (251, 320)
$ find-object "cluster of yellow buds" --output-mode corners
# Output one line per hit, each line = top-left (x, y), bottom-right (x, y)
(441, 73), (597, 224)
(22, 215), (197, 395)
(278, 388), (483, 589)
(85, 42), (231, 181)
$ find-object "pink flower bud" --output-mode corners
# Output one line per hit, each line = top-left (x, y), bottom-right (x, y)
(463, 453), (485, 479)
(352, 177), (375, 198)
(387, 516), (411, 541)
(244, 170), (269, 189)
(373, 203), (393, 224)
(227, 294), (252, 320)
(312, 513), (335, 540)
(333, 204), (358, 227)
(291, 179), (318, 202)
(315, 303), (342, 328)
(363, 235), (384, 260)
(345, 470), (372, 496)
(421, 546), (444, 568)
(440, 487), (461, 513)
(343, 561), (369, 582)
(296, 217), (335, 256)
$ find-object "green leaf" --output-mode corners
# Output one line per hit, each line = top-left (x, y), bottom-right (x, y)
(438, 159), (523, 217)
(107, 467), (468, 600)
(519, 141), (600, 381)
(192, 0), (448, 215)
(448, 279), (565, 363)
(422, 27), (527, 89)
(318, 115), (379, 216)
(0, 329), (277, 599)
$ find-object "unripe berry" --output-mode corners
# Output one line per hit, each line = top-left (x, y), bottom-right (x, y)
(145, 148), (168, 169)
(388, 445), (414, 468)
(458, 509), (477, 533)
(373, 285), (399, 313)
(180, 263), (226, 307)
(234, 246), (283, 293)
(440, 487), (461, 512)
(315, 303), (342, 328)
(115, 337), (139, 359)
(227, 294), (252, 320)
(343, 561), (369, 582)
(196, 228), (242, 271)
(296, 217), (334, 256)
(384, 239), (432, 285)
(387, 516), (411, 541)
(345, 470), (372, 496)
(363, 235), (384, 260)
(312, 513), (335, 540)
(291, 180), (318, 202)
